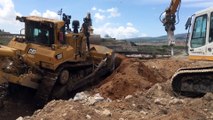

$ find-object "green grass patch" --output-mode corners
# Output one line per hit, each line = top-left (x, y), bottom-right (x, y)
(0, 37), (12, 45)
(137, 45), (186, 55)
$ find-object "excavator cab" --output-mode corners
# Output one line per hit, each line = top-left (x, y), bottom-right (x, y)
(188, 8), (213, 60)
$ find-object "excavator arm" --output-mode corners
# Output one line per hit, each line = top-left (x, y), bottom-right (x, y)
(161, 0), (181, 56)
(166, 0), (181, 15)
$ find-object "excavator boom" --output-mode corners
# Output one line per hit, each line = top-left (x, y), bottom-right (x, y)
(161, 0), (181, 56)
(167, 0), (181, 14)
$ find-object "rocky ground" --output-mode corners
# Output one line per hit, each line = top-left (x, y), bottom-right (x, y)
(14, 56), (212, 120)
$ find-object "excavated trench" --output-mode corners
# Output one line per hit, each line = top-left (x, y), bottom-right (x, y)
(0, 55), (124, 120)
(0, 84), (37, 120)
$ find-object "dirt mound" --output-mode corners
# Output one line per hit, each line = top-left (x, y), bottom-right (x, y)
(97, 58), (151, 100)
(24, 81), (213, 120)
(23, 100), (108, 120)
(21, 57), (213, 120)
(141, 58), (190, 80)
(97, 57), (191, 100)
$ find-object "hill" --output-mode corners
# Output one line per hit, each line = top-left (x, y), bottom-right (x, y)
(121, 33), (187, 43)
(0, 29), (10, 34)
(0, 30), (12, 45)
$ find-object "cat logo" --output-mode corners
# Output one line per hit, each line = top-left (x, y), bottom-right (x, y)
(28, 48), (37, 55)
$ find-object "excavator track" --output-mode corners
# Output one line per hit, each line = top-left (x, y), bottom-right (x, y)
(172, 66), (213, 97)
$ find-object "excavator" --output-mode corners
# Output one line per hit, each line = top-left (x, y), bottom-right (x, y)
(0, 13), (117, 105)
(162, 0), (213, 96)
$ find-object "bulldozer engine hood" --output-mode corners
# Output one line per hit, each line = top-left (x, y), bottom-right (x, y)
(7, 38), (75, 70)
(0, 45), (18, 57)
(22, 43), (75, 70)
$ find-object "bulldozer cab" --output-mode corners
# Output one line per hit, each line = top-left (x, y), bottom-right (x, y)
(10, 16), (87, 70)
(17, 16), (65, 47)
(25, 21), (54, 46)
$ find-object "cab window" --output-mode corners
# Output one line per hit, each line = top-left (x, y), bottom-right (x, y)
(209, 12), (213, 43)
(25, 21), (54, 46)
(191, 14), (207, 48)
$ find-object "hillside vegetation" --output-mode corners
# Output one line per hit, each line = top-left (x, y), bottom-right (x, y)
(121, 33), (187, 43)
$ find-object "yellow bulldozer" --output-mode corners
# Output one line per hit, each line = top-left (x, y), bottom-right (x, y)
(0, 13), (116, 105)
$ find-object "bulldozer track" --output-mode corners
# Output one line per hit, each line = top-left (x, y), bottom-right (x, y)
(34, 57), (114, 106)
(34, 62), (93, 105)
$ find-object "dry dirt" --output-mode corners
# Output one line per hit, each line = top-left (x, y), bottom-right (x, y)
(4, 56), (213, 120)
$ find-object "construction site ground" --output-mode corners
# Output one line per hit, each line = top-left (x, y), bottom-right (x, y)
(2, 55), (213, 120)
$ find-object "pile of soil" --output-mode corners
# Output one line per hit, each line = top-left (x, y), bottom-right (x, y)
(97, 58), (152, 100)
(23, 81), (213, 120)
(97, 57), (191, 100)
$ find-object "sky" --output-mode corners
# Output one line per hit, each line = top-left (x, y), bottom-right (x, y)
(1, 0), (213, 39)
